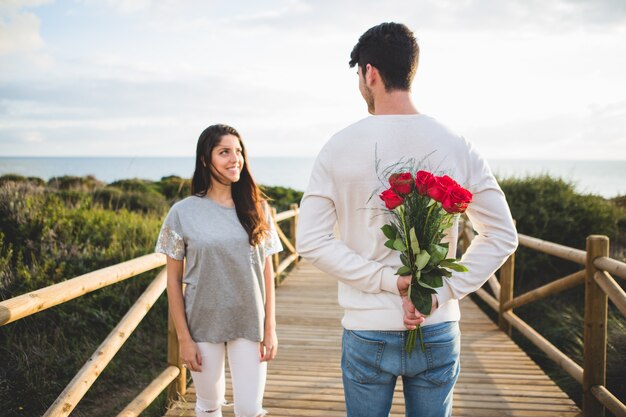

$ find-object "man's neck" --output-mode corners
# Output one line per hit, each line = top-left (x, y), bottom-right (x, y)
(373, 90), (418, 115)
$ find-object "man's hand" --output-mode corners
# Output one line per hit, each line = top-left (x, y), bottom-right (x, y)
(402, 293), (439, 330)
(397, 275), (411, 296)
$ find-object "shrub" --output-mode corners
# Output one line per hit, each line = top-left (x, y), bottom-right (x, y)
(47, 175), (104, 191)
(499, 175), (620, 290)
(261, 185), (303, 213)
(155, 176), (191, 202)
(0, 179), (167, 417)
(0, 174), (45, 187)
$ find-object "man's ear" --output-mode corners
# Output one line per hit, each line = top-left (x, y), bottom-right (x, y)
(365, 63), (378, 86)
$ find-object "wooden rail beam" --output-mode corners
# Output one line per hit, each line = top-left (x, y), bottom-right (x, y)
(594, 271), (626, 318)
(503, 310), (584, 384)
(594, 256), (626, 280)
(591, 385), (626, 417)
(274, 209), (297, 223)
(274, 219), (296, 255)
(518, 234), (587, 265)
(475, 288), (499, 311)
(486, 274), (501, 301)
(117, 366), (180, 417)
(276, 254), (298, 276)
(43, 269), (167, 417)
(469, 288), (585, 384)
(0, 253), (166, 326)
(502, 270), (585, 311)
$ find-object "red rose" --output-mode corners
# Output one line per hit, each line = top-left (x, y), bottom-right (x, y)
(389, 172), (413, 195)
(426, 175), (458, 202)
(379, 188), (404, 210)
(442, 185), (473, 213)
(415, 170), (434, 195)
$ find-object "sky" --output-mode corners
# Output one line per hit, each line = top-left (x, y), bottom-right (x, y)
(1, 0), (625, 159)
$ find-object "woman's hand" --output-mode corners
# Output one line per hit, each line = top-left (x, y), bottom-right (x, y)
(260, 328), (278, 362)
(180, 338), (203, 372)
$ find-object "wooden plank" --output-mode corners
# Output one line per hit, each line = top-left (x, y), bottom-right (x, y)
(164, 261), (581, 417)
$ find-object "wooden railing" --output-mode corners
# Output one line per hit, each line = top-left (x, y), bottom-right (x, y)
(460, 223), (626, 417)
(0, 205), (299, 417)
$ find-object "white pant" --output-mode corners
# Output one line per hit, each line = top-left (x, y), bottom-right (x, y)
(190, 338), (267, 417)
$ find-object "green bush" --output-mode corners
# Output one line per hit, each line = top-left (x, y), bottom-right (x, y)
(261, 185), (303, 213)
(155, 176), (191, 202)
(47, 175), (104, 191)
(499, 175), (620, 290)
(0, 174), (45, 187)
(0, 179), (167, 417)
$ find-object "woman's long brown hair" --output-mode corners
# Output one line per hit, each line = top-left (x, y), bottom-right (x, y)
(191, 124), (269, 245)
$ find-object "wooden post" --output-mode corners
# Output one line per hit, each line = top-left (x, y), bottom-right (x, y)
(167, 300), (186, 405)
(499, 253), (515, 336)
(290, 203), (299, 266)
(583, 235), (609, 417)
(271, 207), (280, 287)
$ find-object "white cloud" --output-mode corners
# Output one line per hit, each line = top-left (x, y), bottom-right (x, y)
(21, 130), (43, 143)
(0, 5), (45, 54)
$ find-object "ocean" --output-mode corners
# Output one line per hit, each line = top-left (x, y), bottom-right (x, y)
(0, 157), (624, 198)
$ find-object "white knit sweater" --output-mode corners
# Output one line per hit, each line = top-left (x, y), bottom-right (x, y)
(296, 114), (518, 330)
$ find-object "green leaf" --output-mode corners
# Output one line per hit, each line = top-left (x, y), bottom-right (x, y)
(410, 284), (434, 315)
(438, 267), (452, 278)
(419, 272), (443, 289)
(440, 259), (468, 272)
(400, 253), (410, 267)
(409, 227), (420, 254)
(384, 239), (395, 250)
(393, 239), (407, 252)
(381, 224), (396, 240)
(428, 244), (448, 265)
(396, 265), (411, 276)
(414, 250), (431, 270)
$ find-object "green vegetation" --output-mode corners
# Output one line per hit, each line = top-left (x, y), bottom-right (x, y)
(492, 175), (626, 410)
(0, 174), (301, 417)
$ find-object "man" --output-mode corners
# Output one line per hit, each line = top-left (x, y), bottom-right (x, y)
(296, 22), (518, 417)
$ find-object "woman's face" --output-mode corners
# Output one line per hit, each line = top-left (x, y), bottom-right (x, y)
(209, 134), (244, 184)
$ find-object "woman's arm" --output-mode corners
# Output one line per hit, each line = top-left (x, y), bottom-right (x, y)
(260, 256), (277, 361)
(166, 256), (202, 371)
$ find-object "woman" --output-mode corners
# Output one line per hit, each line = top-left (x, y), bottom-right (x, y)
(155, 124), (282, 417)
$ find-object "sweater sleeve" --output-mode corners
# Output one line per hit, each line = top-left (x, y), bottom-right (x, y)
(296, 144), (400, 295)
(434, 141), (519, 307)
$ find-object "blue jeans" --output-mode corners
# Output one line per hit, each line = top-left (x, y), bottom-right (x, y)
(341, 321), (460, 417)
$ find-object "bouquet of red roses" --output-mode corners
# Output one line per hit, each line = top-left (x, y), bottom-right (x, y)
(379, 170), (473, 353)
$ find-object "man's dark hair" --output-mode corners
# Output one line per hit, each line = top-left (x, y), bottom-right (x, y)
(349, 22), (419, 91)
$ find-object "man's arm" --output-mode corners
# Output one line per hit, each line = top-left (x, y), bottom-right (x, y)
(296, 145), (401, 295)
(434, 176), (518, 307)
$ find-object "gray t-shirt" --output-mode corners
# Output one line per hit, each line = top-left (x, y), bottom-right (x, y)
(155, 196), (282, 343)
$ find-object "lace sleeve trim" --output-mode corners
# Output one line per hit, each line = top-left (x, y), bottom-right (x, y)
(155, 225), (185, 260)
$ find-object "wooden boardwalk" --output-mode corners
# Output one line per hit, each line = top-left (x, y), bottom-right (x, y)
(165, 261), (581, 417)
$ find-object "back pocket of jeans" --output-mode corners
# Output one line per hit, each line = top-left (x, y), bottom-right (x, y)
(424, 338), (460, 386)
(342, 330), (386, 384)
